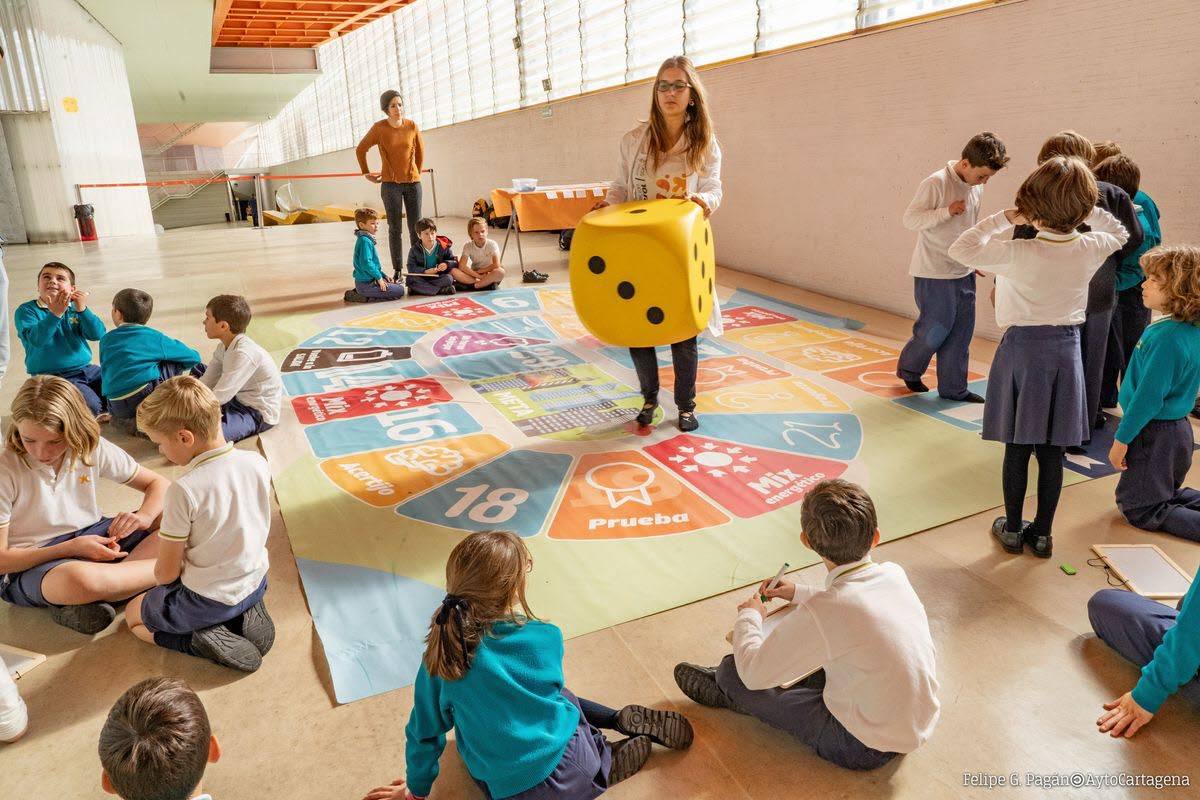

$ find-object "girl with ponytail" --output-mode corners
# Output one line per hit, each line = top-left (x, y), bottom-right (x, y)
(363, 530), (693, 800)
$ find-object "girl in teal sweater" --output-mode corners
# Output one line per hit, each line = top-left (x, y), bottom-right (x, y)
(362, 530), (693, 800)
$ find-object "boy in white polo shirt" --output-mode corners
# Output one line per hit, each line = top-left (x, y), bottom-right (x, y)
(674, 479), (940, 770)
(198, 294), (282, 443)
(125, 376), (274, 672)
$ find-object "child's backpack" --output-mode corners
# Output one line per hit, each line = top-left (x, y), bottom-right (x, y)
(436, 234), (453, 251)
(472, 195), (510, 229)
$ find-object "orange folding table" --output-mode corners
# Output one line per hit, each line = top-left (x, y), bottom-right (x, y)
(490, 183), (608, 272)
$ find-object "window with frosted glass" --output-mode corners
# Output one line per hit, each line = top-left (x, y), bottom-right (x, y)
(683, 0), (757, 65)
(315, 39), (352, 154)
(488, 0), (522, 113)
(442, 0), (475, 122)
(544, 0), (583, 99)
(626, 0), (684, 82)
(757, 0), (856, 52)
(859, 0), (981, 27)
(517, 0), (550, 105)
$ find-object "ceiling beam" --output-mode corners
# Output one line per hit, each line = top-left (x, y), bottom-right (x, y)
(211, 0), (235, 45)
(329, 0), (402, 35)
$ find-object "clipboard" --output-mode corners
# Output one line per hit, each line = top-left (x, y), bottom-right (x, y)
(1091, 544), (1193, 600)
(724, 604), (816, 689)
(1, 644), (46, 679)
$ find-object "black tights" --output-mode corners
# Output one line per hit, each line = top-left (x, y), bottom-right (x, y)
(1002, 444), (1065, 535)
(577, 696), (619, 729)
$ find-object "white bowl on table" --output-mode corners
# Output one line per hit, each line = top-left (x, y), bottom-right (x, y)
(512, 178), (538, 192)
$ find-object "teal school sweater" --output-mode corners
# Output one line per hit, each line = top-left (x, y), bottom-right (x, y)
(1133, 575), (1200, 713)
(1116, 190), (1162, 292)
(352, 229), (384, 282)
(1115, 318), (1200, 444)
(99, 324), (202, 399)
(15, 300), (106, 375)
(404, 620), (580, 798)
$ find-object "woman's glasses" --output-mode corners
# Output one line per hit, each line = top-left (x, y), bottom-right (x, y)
(655, 80), (691, 94)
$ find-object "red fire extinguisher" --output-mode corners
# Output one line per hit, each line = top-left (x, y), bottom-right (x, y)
(74, 204), (97, 241)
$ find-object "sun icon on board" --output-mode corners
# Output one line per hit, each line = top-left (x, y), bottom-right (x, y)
(667, 441), (757, 477)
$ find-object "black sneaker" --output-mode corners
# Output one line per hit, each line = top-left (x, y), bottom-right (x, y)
(607, 735), (651, 786)
(615, 704), (694, 750)
(436, 285), (456, 296)
(486, 281), (501, 291)
(239, 602), (276, 656)
(678, 412), (699, 432)
(903, 379), (930, 393)
(990, 516), (1026, 555)
(49, 602), (116, 635)
(343, 289), (368, 304)
(635, 402), (658, 427)
(674, 662), (734, 710)
(961, 392), (985, 404)
(523, 269), (549, 284)
(1023, 527), (1053, 558)
(192, 624), (263, 672)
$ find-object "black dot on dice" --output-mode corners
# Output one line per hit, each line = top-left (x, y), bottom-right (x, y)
(704, 227), (709, 244)
(647, 306), (665, 325)
(693, 243), (698, 260)
(701, 261), (706, 278)
(588, 256), (605, 274)
(617, 281), (635, 299)
(697, 296), (703, 313)
(708, 278), (713, 293)
(629, 209), (647, 215)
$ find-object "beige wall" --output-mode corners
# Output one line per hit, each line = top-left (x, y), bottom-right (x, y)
(273, 0), (1200, 338)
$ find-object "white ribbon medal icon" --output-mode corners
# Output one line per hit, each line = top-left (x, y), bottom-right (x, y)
(585, 462), (655, 509)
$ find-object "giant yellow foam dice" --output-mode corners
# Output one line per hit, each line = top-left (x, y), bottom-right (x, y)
(569, 199), (716, 348)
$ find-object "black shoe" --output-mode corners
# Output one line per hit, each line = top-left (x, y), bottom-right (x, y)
(486, 281), (501, 291)
(903, 379), (930, 393)
(615, 704), (694, 750)
(343, 289), (368, 304)
(1023, 527), (1053, 558)
(49, 602), (116, 635)
(239, 602), (276, 656)
(1065, 444), (1088, 455)
(961, 392), (985, 404)
(522, 269), (549, 284)
(436, 285), (456, 296)
(674, 662), (734, 710)
(1094, 413), (1108, 429)
(607, 735), (651, 786)
(678, 411), (699, 432)
(192, 624), (263, 672)
(990, 516), (1025, 555)
(635, 402), (658, 427)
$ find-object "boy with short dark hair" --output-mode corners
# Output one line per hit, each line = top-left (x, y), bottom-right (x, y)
(101, 288), (202, 432)
(673, 479), (940, 770)
(344, 207), (406, 304)
(897, 132), (1009, 402)
(197, 295), (282, 443)
(405, 217), (457, 296)
(15, 262), (108, 417)
(99, 677), (220, 800)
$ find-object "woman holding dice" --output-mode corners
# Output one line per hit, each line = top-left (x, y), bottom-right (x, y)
(594, 55), (724, 432)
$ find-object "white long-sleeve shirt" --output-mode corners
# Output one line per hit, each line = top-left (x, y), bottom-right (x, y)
(903, 161), (983, 279)
(732, 558), (940, 754)
(949, 208), (1129, 328)
(200, 333), (282, 425)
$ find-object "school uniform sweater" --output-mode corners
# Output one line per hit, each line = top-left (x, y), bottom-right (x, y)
(1133, 572), (1200, 713)
(406, 242), (457, 276)
(99, 324), (202, 399)
(405, 620), (580, 799)
(352, 229), (385, 283)
(355, 119), (424, 184)
(1114, 319), (1200, 445)
(902, 161), (984, 279)
(1117, 191), (1162, 292)
(14, 300), (106, 375)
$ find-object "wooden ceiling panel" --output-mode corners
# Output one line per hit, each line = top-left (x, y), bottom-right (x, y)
(212, 0), (415, 48)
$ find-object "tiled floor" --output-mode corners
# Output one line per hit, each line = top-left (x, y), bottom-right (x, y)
(1, 220), (1197, 799)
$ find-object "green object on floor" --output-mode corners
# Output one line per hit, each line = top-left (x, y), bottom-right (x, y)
(1060, 563), (1077, 576)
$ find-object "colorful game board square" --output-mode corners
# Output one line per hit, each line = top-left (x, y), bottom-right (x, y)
(466, 314), (557, 339)
(514, 402), (643, 441)
(599, 337), (736, 370)
(720, 305), (797, 331)
(472, 288), (544, 315)
(661, 355), (790, 392)
(397, 450), (573, 537)
(303, 403), (483, 458)
(825, 358), (984, 398)
(431, 329), (550, 358)
(723, 319), (850, 351)
(291, 378), (451, 425)
(300, 327), (424, 348)
(445, 344), (584, 381)
(344, 309), (454, 331)
(700, 412), (863, 461)
(548, 451), (729, 540)
(282, 359), (429, 397)
(281, 346), (412, 373)
(645, 434), (847, 518)
(404, 296), (495, 321)
(538, 289), (576, 314)
(771, 337), (900, 373)
(543, 311), (589, 340)
(694, 376), (852, 414)
(892, 379), (989, 432)
(320, 433), (508, 508)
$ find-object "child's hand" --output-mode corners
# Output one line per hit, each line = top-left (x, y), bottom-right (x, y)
(435, 263), (447, 273)
(70, 535), (127, 562)
(1108, 440), (1128, 471)
(69, 289), (89, 312)
(948, 200), (966, 216)
(591, 200), (610, 211)
(737, 593), (766, 618)
(378, 279), (389, 293)
(1098, 692), (1153, 738)
(687, 193), (711, 218)
(363, 778), (417, 800)
(364, 173), (383, 184)
(757, 577), (796, 602)
(109, 511), (150, 539)
(47, 290), (70, 317)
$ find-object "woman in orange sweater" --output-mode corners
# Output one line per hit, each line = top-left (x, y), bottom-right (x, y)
(356, 90), (425, 279)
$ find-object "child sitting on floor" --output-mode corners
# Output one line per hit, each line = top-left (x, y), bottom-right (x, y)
(404, 218), (456, 296)
(364, 529), (693, 800)
(345, 207), (406, 304)
(1107, 245), (1200, 540)
(126, 376), (274, 672)
(451, 216), (505, 291)
(198, 295), (282, 443)
(101, 288), (202, 433)
(0, 376), (168, 634)
(673, 479), (939, 771)
(15, 262), (108, 418)
(99, 677), (221, 800)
